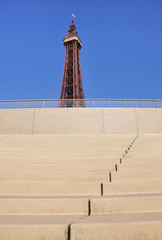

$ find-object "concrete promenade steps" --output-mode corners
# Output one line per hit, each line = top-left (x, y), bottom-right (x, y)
(115, 135), (162, 182)
(103, 180), (162, 194)
(117, 163), (162, 171)
(121, 157), (162, 164)
(0, 163), (117, 172)
(1, 180), (162, 196)
(111, 171), (162, 181)
(0, 182), (102, 196)
(0, 213), (162, 240)
(0, 197), (89, 215)
(90, 194), (162, 214)
(0, 134), (133, 164)
(0, 158), (121, 165)
(71, 212), (162, 240)
(1, 133), (162, 239)
(0, 215), (84, 240)
(0, 193), (162, 215)
(0, 172), (110, 181)
(1, 169), (162, 183)
(0, 134), (134, 184)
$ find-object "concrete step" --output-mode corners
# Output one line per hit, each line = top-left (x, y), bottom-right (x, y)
(103, 180), (162, 195)
(129, 150), (162, 153)
(0, 152), (127, 156)
(0, 181), (101, 196)
(0, 197), (88, 215)
(91, 194), (162, 214)
(126, 154), (162, 158)
(111, 171), (162, 181)
(0, 158), (120, 165)
(129, 151), (162, 154)
(71, 212), (162, 240)
(0, 155), (124, 160)
(0, 163), (116, 172)
(129, 145), (162, 148)
(117, 163), (162, 172)
(1, 194), (161, 216)
(121, 157), (162, 164)
(0, 172), (109, 181)
(0, 215), (84, 240)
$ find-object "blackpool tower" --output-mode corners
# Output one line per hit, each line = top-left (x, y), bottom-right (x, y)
(58, 20), (85, 107)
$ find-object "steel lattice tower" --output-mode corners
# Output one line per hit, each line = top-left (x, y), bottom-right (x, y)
(59, 20), (85, 107)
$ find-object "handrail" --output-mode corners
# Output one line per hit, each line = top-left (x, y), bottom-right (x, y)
(0, 99), (161, 109)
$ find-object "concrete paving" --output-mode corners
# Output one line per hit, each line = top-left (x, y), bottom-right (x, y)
(0, 171), (110, 181)
(1, 108), (162, 134)
(91, 194), (162, 214)
(0, 198), (89, 215)
(0, 181), (101, 196)
(117, 163), (162, 171)
(71, 212), (162, 240)
(0, 133), (162, 239)
(103, 180), (162, 194)
(111, 170), (162, 181)
(0, 215), (85, 240)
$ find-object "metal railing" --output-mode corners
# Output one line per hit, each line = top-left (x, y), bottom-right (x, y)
(0, 99), (162, 109)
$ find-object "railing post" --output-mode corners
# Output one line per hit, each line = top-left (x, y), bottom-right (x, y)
(124, 100), (127, 108)
(139, 100), (143, 108)
(42, 101), (45, 108)
(26, 101), (29, 108)
(92, 101), (94, 107)
(154, 100), (158, 108)
(10, 102), (13, 109)
(108, 100), (111, 107)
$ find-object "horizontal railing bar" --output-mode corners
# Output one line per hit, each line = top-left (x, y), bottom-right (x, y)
(0, 99), (161, 109)
(0, 98), (162, 103)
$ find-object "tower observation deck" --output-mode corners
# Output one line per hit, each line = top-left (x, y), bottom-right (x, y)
(59, 20), (85, 107)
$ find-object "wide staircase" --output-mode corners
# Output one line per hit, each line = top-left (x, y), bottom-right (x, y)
(0, 134), (162, 240)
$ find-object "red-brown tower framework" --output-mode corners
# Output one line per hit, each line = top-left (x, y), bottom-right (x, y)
(59, 20), (85, 107)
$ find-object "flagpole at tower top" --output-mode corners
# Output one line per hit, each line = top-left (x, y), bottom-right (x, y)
(72, 14), (76, 20)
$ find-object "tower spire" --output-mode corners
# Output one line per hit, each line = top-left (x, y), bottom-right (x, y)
(58, 20), (85, 107)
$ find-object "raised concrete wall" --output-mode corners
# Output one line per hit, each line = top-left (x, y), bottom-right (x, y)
(0, 108), (162, 134)
(0, 109), (34, 134)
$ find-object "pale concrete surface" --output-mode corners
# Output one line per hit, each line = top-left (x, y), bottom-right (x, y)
(117, 163), (162, 171)
(122, 157), (162, 164)
(103, 180), (162, 195)
(0, 198), (88, 215)
(0, 134), (133, 184)
(1, 193), (161, 215)
(0, 215), (85, 240)
(111, 171), (162, 181)
(68, 108), (103, 134)
(0, 133), (162, 239)
(33, 108), (68, 134)
(0, 109), (34, 134)
(0, 171), (109, 181)
(91, 195), (162, 214)
(0, 215), (85, 224)
(0, 108), (162, 134)
(136, 108), (162, 133)
(71, 212), (162, 240)
(0, 134), (133, 162)
(0, 163), (116, 172)
(0, 182), (101, 196)
(103, 108), (137, 133)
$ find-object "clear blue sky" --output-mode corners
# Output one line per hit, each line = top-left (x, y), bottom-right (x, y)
(0, 0), (162, 100)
